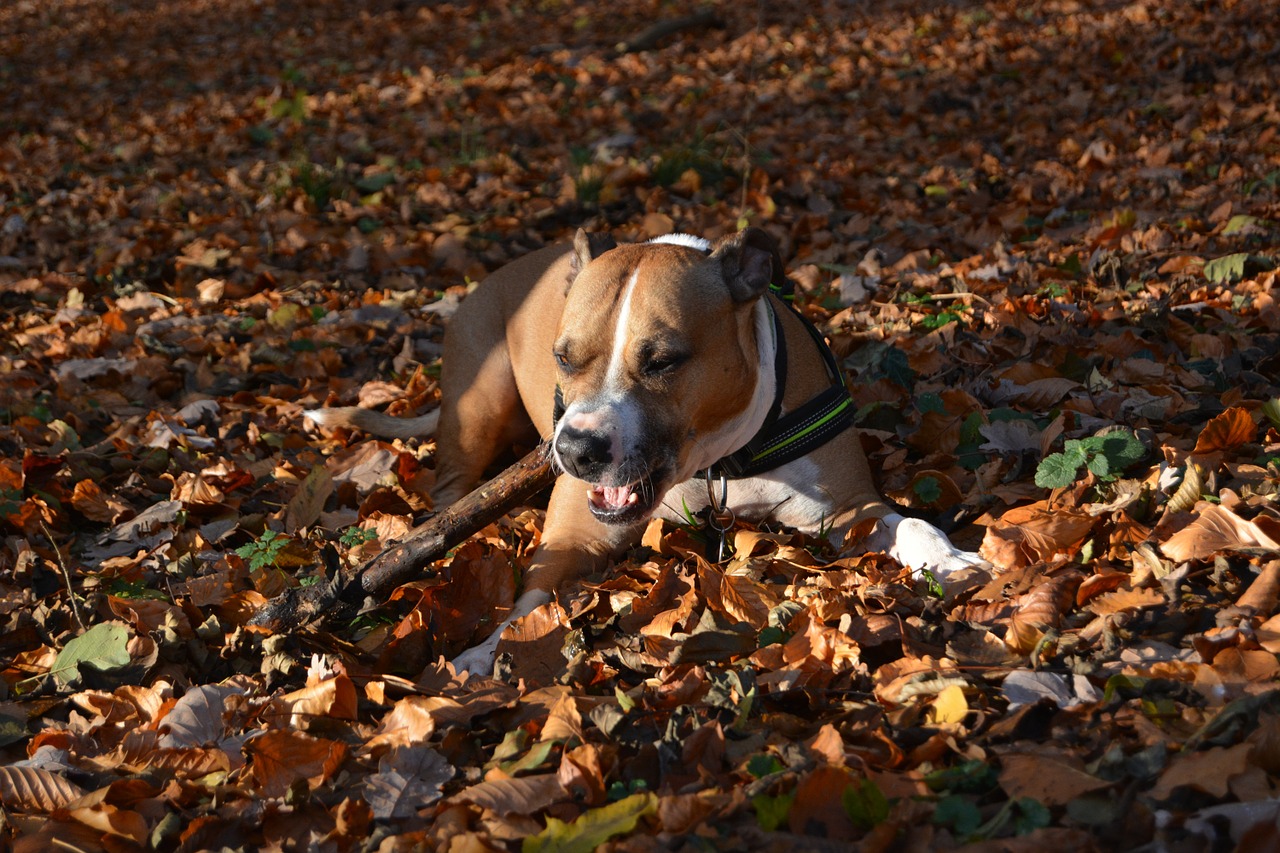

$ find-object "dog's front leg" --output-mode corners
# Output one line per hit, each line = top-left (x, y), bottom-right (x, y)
(451, 476), (641, 677)
(859, 511), (990, 582)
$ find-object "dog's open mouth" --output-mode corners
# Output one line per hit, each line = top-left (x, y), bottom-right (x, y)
(587, 479), (661, 524)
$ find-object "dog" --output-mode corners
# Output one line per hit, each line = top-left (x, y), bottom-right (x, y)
(308, 228), (988, 675)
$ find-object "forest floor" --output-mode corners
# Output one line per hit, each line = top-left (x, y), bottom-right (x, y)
(1, 0), (1279, 849)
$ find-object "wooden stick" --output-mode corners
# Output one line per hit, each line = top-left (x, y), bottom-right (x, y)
(249, 443), (556, 632)
(615, 9), (722, 54)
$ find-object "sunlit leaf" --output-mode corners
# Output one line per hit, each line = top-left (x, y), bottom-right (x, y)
(52, 622), (132, 687)
(522, 792), (657, 853)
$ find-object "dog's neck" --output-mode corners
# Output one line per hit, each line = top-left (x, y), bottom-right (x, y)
(684, 296), (778, 474)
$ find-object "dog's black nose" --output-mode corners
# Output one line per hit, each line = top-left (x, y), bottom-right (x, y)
(555, 425), (612, 479)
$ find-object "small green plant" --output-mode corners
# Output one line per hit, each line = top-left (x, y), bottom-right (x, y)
(747, 754), (785, 779)
(574, 172), (604, 206)
(913, 476), (943, 504)
(269, 90), (309, 122)
(235, 529), (289, 571)
(1035, 430), (1145, 489)
(901, 293), (969, 330)
(339, 526), (378, 549)
(108, 579), (168, 601)
(843, 777), (891, 829)
(606, 778), (648, 803)
(751, 791), (795, 831)
(932, 795), (1050, 841)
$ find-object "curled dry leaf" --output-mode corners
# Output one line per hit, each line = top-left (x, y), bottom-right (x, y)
(272, 675), (359, 730)
(1161, 504), (1280, 562)
(1193, 407), (1257, 455)
(1164, 462), (1204, 514)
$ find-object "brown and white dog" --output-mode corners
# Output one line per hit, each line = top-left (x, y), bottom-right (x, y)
(308, 229), (987, 674)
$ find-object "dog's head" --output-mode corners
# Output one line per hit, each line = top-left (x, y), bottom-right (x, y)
(551, 228), (783, 524)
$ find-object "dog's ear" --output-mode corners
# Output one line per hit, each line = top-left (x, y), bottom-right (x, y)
(567, 229), (618, 289)
(710, 227), (785, 303)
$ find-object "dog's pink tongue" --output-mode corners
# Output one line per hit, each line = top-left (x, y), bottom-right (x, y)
(594, 485), (637, 510)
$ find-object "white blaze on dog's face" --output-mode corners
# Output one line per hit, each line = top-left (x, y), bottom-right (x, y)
(551, 229), (780, 525)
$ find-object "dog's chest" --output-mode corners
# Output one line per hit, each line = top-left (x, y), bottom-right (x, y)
(654, 457), (839, 538)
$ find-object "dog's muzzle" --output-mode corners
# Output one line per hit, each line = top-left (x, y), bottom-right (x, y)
(554, 424), (665, 524)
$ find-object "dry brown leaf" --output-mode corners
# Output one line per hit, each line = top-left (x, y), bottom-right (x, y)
(1165, 462), (1205, 514)
(366, 696), (449, 750)
(66, 803), (149, 845)
(1192, 407), (1257, 455)
(1006, 574), (1081, 654)
(1149, 743), (1253, 800)
(452, 771), (567, 817)
(1236, 560), (1280, 614)
(0, 766), (86, 812)
(717, 570), (776, 629)
(247, 730), (347, 798)
(539, 693), (584, 744)
(1161, 504), (1280, 562)
(158, 684), (244, 749)
(998, 752), (1112, 806)
(980, 502), (1096, 570)
(1087, 587), (1165, 616)
(284, 464), (334, 534)
(70, 479), (131, 523)
(272, 676), (359, 729)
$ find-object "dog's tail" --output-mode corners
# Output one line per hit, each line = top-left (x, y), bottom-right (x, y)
(304, 406), (440, 440)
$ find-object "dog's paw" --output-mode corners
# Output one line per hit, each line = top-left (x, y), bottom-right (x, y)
(866, 513), (991, 580)
(451, 639), (501, 679)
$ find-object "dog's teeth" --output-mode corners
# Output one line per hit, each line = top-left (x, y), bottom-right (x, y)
(627, 492), (638, 504)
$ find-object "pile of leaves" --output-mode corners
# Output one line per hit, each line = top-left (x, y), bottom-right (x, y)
(2, 0), (1279, 849)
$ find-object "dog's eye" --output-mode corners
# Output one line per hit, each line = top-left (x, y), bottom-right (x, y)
(643, 353), (686, 376)
(554, 351), (574, 373)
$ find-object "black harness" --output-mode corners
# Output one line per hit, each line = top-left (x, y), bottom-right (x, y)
(551, 277), (856, 481)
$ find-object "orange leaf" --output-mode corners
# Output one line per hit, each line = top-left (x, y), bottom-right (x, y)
(273, 676), (359, 729)
(247, 730), (347, 798)
(1087, 587), (1165, 616)
(718, 571), (776, 629)
(540, 692), (585, 744)
(1161, 504), (1280, 562)
(1006, 574), (1081, 654)
(1193, 407), (1256, 454)
(980, 501), (1096, 569)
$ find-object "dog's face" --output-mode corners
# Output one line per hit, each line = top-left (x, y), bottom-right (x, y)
(550, 229), (781, 524)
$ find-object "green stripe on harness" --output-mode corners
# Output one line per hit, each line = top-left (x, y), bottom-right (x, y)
(750, 395), (853, 462)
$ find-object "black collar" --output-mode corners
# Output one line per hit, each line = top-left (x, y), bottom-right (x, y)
(706, 280), (855, 479)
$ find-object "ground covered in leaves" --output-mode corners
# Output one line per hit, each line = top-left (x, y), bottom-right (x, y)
(2, 0), (1279, 849)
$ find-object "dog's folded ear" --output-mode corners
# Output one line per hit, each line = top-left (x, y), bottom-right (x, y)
(568, 229), (619, 287)
(711, 227), (785, 303)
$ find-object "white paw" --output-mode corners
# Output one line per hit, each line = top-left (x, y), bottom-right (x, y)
(449, 589), (552, 678)
(865, 513), (990, 579)
(451, 638), (501, 678)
